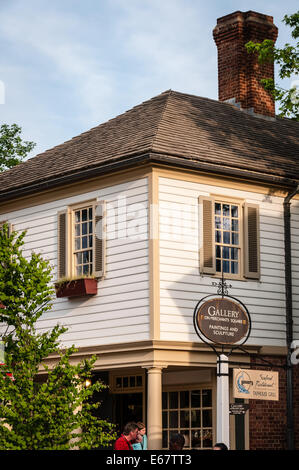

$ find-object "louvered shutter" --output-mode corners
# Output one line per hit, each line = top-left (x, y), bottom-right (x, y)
(57, 210), (68, 279)
(244, 203), (260, 279)
(199, 196), (216, 274)
(94, 201), (106, 278)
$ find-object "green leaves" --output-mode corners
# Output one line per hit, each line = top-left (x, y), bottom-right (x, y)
(246, 11), (299, 120)
(0, 225), (53, 322)
(0, 124), (35, 172)
(0, 225), (116, 449)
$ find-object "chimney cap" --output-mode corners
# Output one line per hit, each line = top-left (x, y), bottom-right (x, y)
(216, 10), (275, 25)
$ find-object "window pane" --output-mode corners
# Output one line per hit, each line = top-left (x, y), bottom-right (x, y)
(223, 217), (230, 230)
(82, 236), (88, 249)
(169, 411), (178, 428)
(82, 223), (88, 235)
(215, 203), (221, 215)
(76, 265), (82, 276)
(216, 259), (221, 272)
(82, 209), (88, 221)
(203, 410), (212, 427)
(162, 392), (168, 410)
(89, 235), (93, 248)
(83, 264), (89, 275)
(223, 260), (229, 273)
(75, 224), (80, 236)
(83, 251), (90, 263)
(191, 390), (201, 408)
(89, 207), (93, 220)
(136, 376), (142, 387)
(223, 232), (230, 244)
(202, 429), (213, 448)
(75, 211), (81, 223)
(163, 411), (168, 428)
(182, 431), (190, 448)
(75, 238), (81, 250)
(116, 377), (122, 389)
(180, 410), (189, 428)
(76, 252), (82, 265)
(191, 430), (201, 449)
(232, 219), (239, 232)
(162, 431), (168, 449)
(130, 376), (135, 388)
(123, 377), (128, 388)
(202, 390), (212, 407)
(231, 261), (238, 274)
(232, 233), (239, 245)
(216, 245), (221, 258)
(231, 205), (238, 217)
(191, 410), (201, 428)
(222, 246), (230, 259)
(89, 221), (93, 233)
(231, 248), (238, 260)
(169, 392), (178, 409)
(215, 216), (221, 229)
(180, 391), (189, 409)
(223, 204), (230, 216)
(215, 231), (221, 243)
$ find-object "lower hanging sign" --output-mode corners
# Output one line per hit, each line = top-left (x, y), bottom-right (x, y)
(233, 369), (279, 401)
(229, 403), (250, 415)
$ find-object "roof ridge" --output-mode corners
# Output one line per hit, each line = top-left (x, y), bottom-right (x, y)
(151, 90), (174, 150)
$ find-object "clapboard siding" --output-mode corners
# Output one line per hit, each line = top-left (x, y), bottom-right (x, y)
(1, 178), (150, 347)
(159, 176), (299, 347)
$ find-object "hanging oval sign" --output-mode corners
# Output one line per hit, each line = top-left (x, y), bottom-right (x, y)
(193, 295), (251, 346)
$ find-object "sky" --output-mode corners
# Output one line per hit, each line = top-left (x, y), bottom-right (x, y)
(0, 0), (298, 158)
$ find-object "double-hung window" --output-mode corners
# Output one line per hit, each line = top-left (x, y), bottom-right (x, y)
(215, 201), (240, 276)
(73, 205), (94, 276)
(57, 200), (105, 280)
(200, 196), (260, 279)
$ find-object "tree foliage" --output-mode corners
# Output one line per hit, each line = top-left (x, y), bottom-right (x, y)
(0, 225), (116, 449)
(246, 12), (299, 120)
(0, 124), (35, 172)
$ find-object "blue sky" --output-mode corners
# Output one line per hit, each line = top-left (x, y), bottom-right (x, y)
(0, 0), (298, 157)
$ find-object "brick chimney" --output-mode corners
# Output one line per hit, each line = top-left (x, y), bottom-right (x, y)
(213, 11), (278, 118)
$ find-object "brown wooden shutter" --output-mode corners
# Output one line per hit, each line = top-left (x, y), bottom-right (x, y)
(244, 203), (260, 279)
(57, 210), (68, 279)
(199, 196), (216, 274)
(94, 201), (106, 278)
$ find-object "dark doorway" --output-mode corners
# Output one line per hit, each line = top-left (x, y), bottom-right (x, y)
(113, 393), (143, 433)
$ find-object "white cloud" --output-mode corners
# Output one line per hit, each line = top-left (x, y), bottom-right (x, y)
(0, 0), (298, 156)
(0, 2), (116, 124)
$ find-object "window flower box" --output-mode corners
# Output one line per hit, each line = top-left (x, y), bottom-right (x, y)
(55, 277), (98, 298)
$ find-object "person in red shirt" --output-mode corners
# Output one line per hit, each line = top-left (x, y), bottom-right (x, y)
(114, 422), (139, 450)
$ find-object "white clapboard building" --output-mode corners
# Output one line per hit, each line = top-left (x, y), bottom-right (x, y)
(0, 11), (298, 450)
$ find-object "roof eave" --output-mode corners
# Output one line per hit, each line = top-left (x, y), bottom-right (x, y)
(0, 151), (297, 203)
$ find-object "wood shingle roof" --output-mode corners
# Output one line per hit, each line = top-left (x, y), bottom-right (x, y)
(0, 90), (298, 200)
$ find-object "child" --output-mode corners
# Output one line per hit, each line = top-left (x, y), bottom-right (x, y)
(132, 422), (148, 450)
